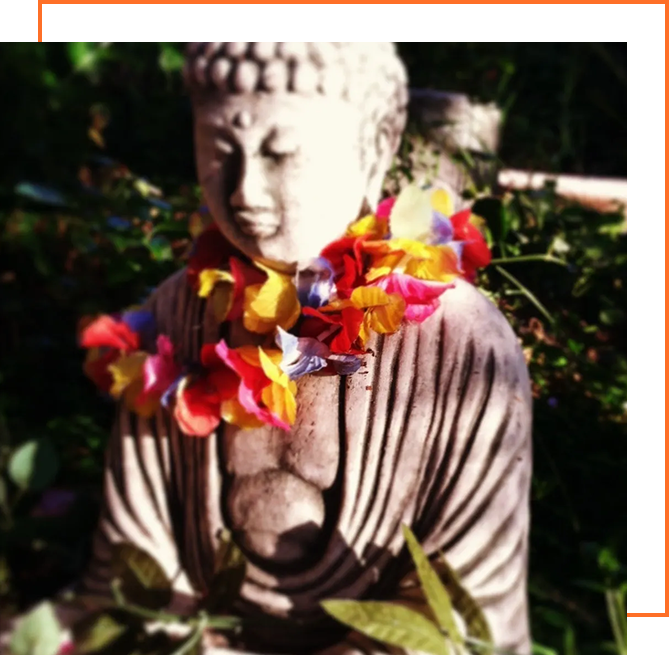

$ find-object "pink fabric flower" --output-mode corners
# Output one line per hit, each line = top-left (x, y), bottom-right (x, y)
(143, 335), (180, 400)
(376, 196), (396, 220)
(371, 273), (452, 323)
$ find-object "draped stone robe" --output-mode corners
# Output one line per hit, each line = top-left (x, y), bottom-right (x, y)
(82, 268), (533, 655)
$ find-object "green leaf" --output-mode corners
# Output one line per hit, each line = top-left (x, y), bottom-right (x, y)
(532, 643), (560, 655)
(67, 43), (100, 72)
(15, 182), (67, 207)
(147, 236), (173, 262)
(205, 529), (247, 614)
(8, 439), (59, 492)
(158, 44), (185, 73)
(10, 601), (62, 655)
(110, 543), (172, 610)
(322, 600), (449, 655)
(402, 525), (462, 644)
(436, 553), (493, 652)
(168, 626), (204, 655)
(72, 612), (130, 654)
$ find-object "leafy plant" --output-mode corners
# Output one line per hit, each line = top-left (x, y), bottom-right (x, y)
(323, 525), (497, 655)
(69, 531), (245, 655)
(0, 43), (625, 655)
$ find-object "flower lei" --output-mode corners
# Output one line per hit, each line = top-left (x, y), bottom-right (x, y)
(80, 185), (491, 437)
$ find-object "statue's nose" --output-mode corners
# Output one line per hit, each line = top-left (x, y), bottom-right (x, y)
(230, 154), (273, 211)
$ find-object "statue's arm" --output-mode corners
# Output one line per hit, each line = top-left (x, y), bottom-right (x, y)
(410, 282), (533, 655)
(83, 269), (219, 607)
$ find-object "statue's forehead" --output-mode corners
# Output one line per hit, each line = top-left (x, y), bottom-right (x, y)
(195, 93), (361, 136)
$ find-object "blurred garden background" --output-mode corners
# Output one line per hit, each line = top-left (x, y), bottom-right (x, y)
(0, 43), (626, 655)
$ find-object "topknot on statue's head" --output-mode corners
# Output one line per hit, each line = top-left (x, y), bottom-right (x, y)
(184, 42), (409, 155)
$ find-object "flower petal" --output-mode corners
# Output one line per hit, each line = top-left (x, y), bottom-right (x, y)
(375, 196), (396, 220)
(303, 306), (365, 354)
(143, 335), (180, 397)
(431, 213), (454, 244)
(174, 376), (221, 437)
(186, 224), (236, 290)
(346, 214), (389, 239)
(296, 257), (335, 309)
(221, 398), (265, 429)
(227, 257), (266, 321)
(121, 310), (156, 345)
(364, 293), (406, 335)
(350, 286), (391, 309)
(430, 187), (454, 218)
(275, 327), (329, 380)
(261, 382), (296, 430)
(373, 273), (451, 304)
(389, 184), (432, 241)
(198, 269), (234, 298)
(108, 352), (148, 398)
(404, 245), (460, 282)
(328, 354), (362, 376)
(83, 347), (119, 394)
(243, 264), (301, 334)
(80, 314), (140, 352)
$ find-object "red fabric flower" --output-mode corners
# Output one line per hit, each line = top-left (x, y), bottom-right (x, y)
(226, 256), (266, 321)
(450, 209), (492, 280)
(302, 306), (365, 354)
(321, 235), (370, 298)
(173, 343), (238, 437)
(83, 348), (119, 394)
(79, 315), (140, 352)
(186, 224), (237, 290)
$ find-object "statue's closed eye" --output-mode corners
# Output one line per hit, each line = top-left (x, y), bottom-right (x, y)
(261, 132), (299, 161)
(215, 138), (235, 156)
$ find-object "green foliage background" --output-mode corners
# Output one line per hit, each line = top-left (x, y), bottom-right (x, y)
(0, 43), (626, 655)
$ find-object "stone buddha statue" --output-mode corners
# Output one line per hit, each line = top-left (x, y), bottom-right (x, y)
(79, 43), (532, 655)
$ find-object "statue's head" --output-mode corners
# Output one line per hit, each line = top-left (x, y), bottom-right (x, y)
(185, 42), (408, 270)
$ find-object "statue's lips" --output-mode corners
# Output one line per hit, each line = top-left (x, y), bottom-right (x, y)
(233, 209), (280, 238)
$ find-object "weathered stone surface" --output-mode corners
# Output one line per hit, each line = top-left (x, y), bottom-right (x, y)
(5, 44), (532, 655)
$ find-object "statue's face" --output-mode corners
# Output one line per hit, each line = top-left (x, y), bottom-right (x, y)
(194, 94), (371, 270)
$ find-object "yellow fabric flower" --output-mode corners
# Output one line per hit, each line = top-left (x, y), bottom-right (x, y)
(430, 187), (454, 217)
(243, 264), (301, 334)
(364, 238), (460, 284)
(221, 398), (265, 429)
(198, 269), (234, 298)
(346, 214), (389, 239)
(349, 287), (406, 344)
(108, 351), (147, 398)
(258, 347), (298, 427)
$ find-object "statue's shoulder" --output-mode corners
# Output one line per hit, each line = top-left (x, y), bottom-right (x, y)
(420, 279), (527, 369)
(142, 269), (205, 353)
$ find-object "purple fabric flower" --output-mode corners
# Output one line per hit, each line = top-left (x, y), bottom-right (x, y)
(431, 211), (454, 244)
(121, 310), (156, 348)
(328, 354), (362, 376)
(276, 328), (329, 380)
(295, 257), (335, 309)
(276, 328), (362, 380)
(161, 374), (185, 409)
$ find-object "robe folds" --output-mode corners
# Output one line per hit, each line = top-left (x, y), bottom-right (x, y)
(83, 269), (533, 655)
